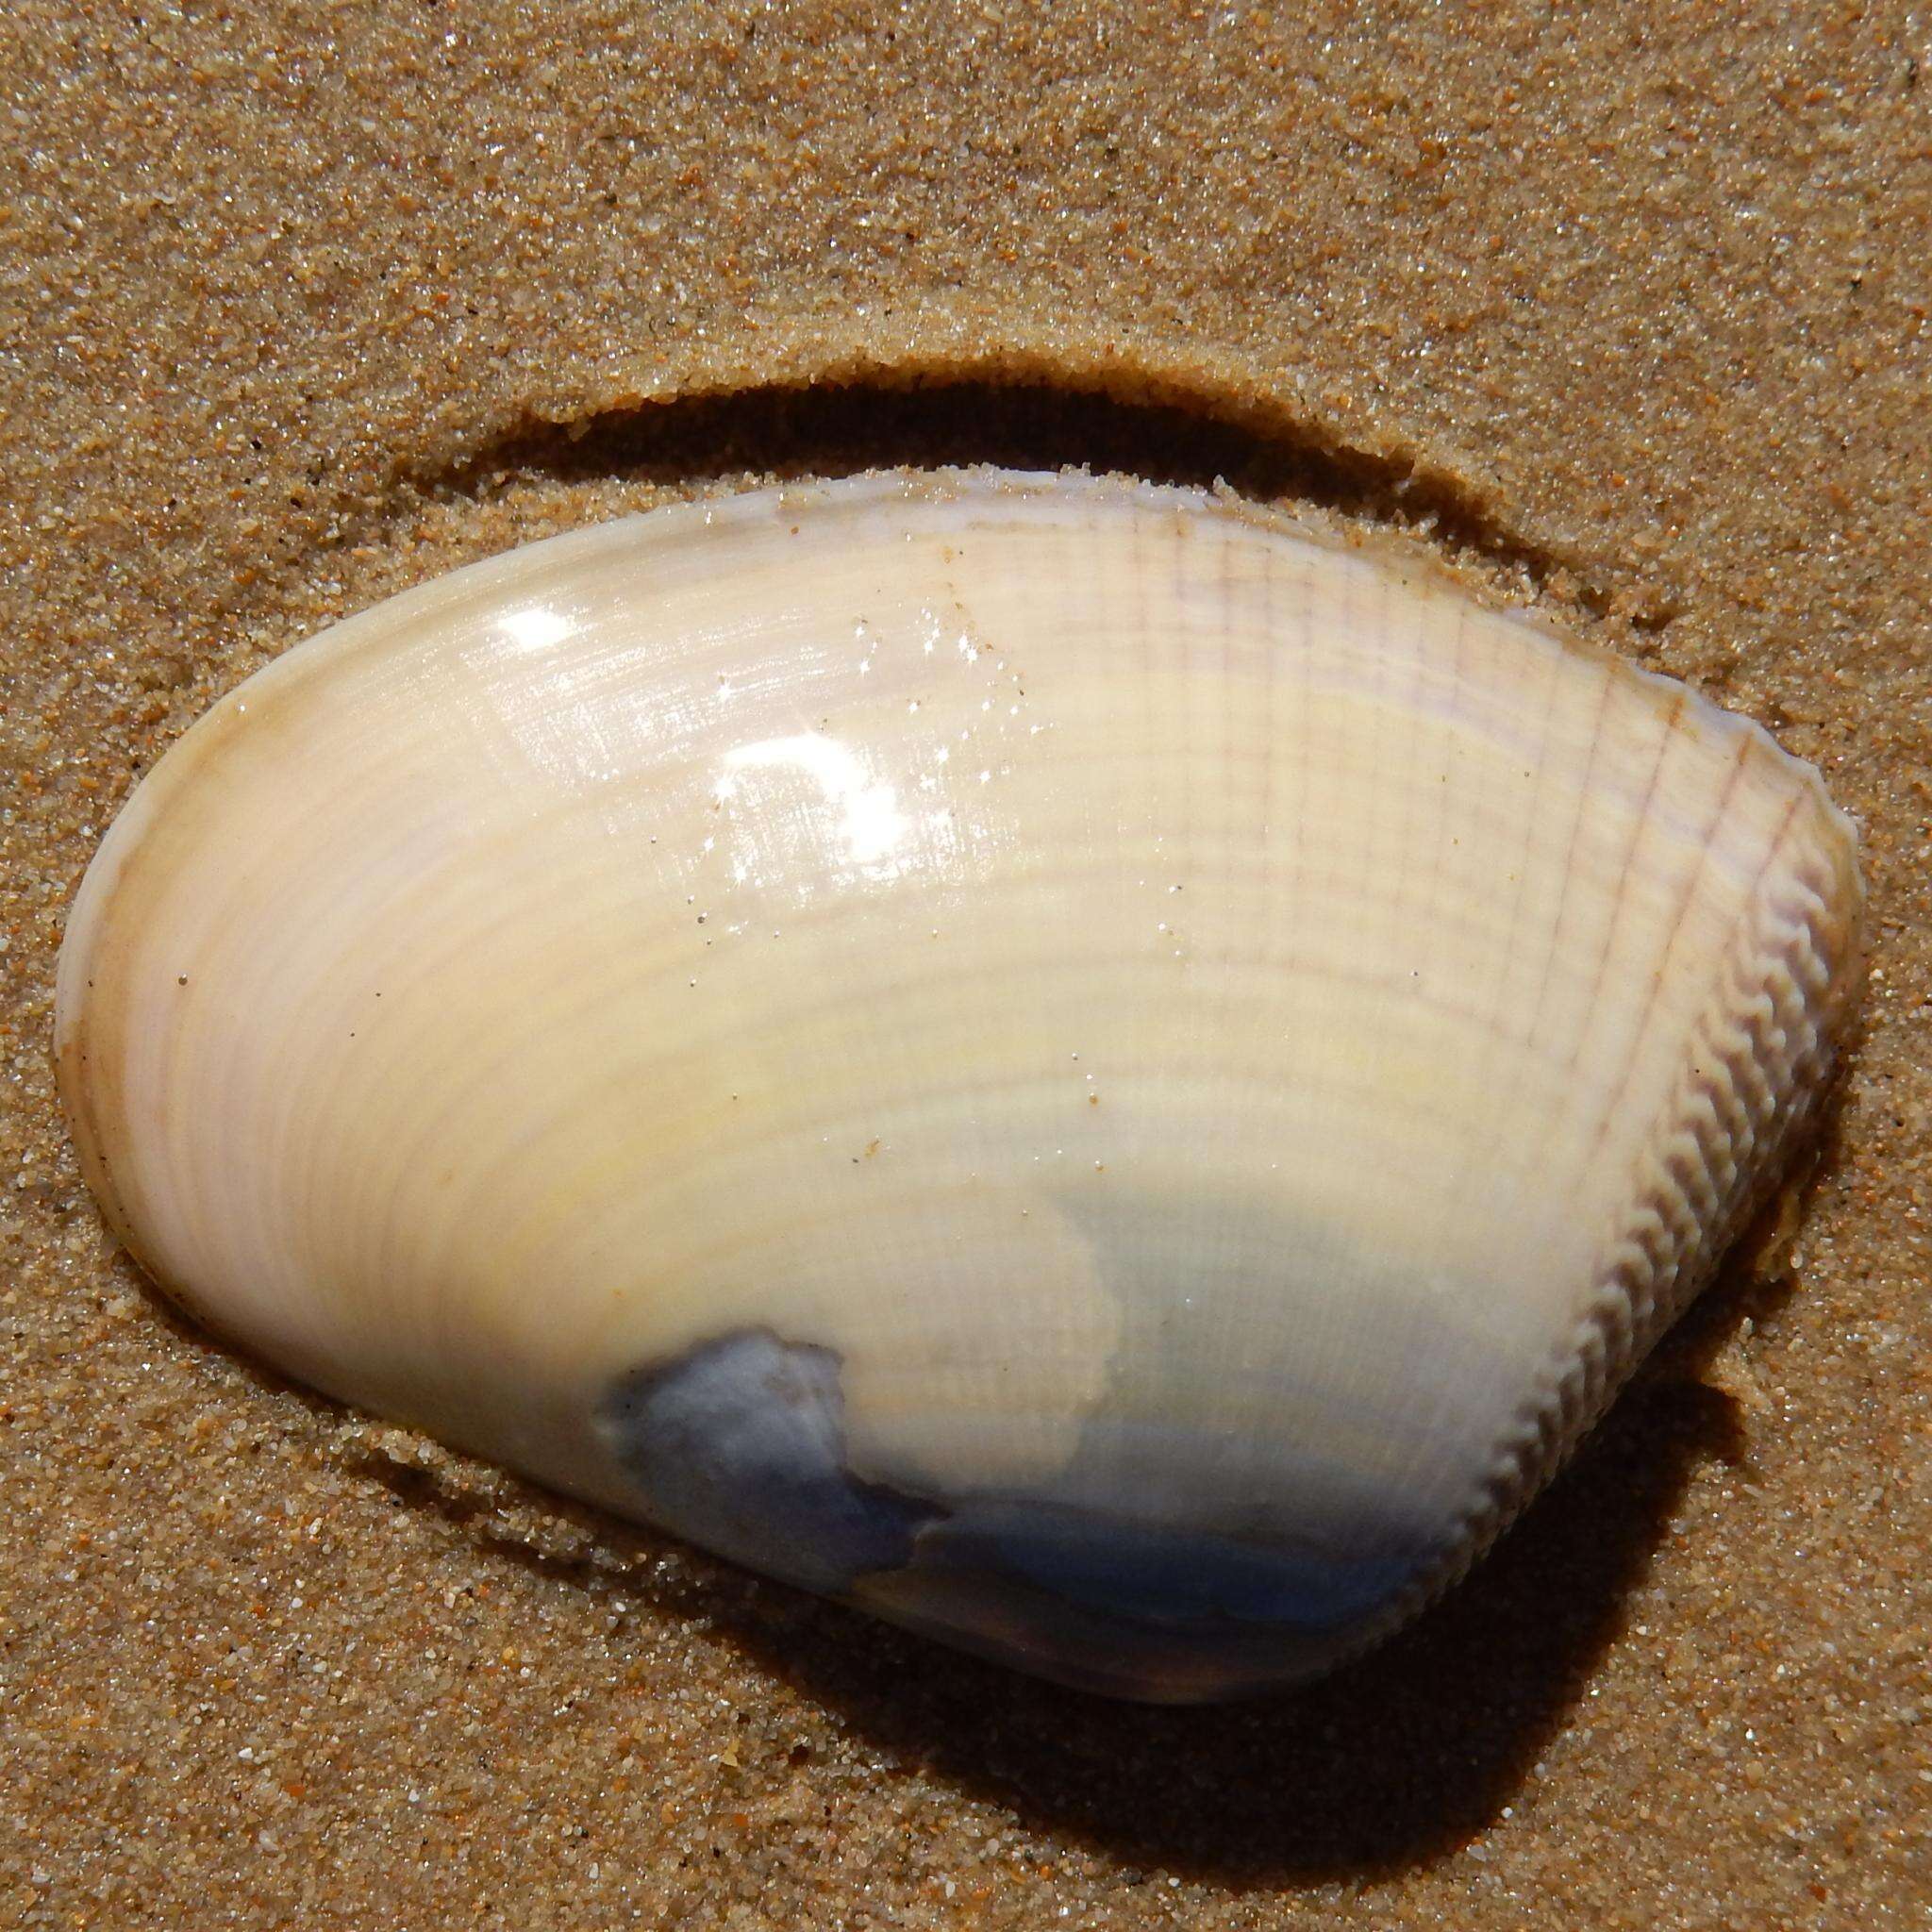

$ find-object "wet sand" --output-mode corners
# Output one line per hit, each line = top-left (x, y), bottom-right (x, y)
(2, 5), (1927, 1927)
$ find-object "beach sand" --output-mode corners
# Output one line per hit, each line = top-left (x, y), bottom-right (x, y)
(2, 5), (1926, 1926)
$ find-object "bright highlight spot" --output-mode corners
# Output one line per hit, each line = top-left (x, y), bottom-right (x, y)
(497, 605), (575, 654)
(722, 731), (911, 871)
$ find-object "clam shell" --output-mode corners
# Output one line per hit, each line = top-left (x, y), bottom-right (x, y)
(56, 468), (1862, 1701)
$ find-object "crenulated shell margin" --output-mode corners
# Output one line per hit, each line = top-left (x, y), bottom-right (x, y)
(1351, 783), (1863, 1669)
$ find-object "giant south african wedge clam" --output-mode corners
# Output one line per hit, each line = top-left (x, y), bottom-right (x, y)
(57, 468), (1862, 1701)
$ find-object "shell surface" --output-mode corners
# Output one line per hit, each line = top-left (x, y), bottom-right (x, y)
(57, 468), (1862, 1701)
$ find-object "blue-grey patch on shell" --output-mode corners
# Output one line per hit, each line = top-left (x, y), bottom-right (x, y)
(600, 1329), (932, 1596)
(600, 1321), (1447, 1695)
(920, 1499), (1417, 1631)
(889, 1501), (1422, 1696)
(1041, 1186), (1524, 1554)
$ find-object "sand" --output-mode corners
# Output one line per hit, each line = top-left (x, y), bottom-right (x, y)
(2, 3), (1927, 1926)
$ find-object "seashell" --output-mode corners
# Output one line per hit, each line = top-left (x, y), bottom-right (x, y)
(56, 468), (1862, 1702)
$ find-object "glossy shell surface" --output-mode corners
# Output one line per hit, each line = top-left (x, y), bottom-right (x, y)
(57, 469), (1863, 1700)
